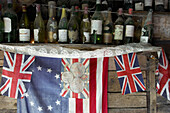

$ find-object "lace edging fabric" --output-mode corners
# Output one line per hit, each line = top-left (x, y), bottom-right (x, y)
(0, 43), (161, 58)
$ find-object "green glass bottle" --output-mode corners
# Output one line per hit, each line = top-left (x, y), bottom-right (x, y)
(80, 6), (91, 44)
(19, 4), (30, 43)
(91, 0), (103, 44)
(0, 4), (4, 43)
(58, 5), (68, 43)
(114, 8), (124, 45)
(3, 0), (18, 43)
(103, 8), (113, 45)
(34, 4), (45, 43)
(47, 1), (57, 43)
(124, 8), (134, 44)
(67, 6), (79, 44)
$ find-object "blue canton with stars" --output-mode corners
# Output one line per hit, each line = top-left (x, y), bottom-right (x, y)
(17, 56), (69, 113)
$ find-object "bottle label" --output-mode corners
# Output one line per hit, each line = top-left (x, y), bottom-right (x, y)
(34, 29), (39, 42)
(140, 36), (149, 43)
(48, 32), (57, 42)
(68, 30), (78, 42)
(155, 0), (164, 5)
(4, 18), (12, 33)
(104, 33), (112, 44)
(114, 25), (124, 40)
(58, 30), (67, 42)
(145, 0), (152, 6)
(125, 25), (134, 37)
(135, 2), (144, 11)
(83, 18), (89, 23)
(19, 29), (30, 41)
(91, 20), (102, 35)
(83, 32), (90, 42)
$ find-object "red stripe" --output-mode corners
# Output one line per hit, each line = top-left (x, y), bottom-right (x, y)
(6, 52), (13, 66)
(122, 78), (127, 95)
(0, 79), (10, 92)
(22, 56), (35, 71)
(83, 59), (89, 65)
(76, 99), (83, 113)
(114, 56), (124, 70)
(19, 84), (24, 95)
(62, 59), (70, 71)
(83, 89), (89, 97)
(90, 58), (97, 113)
(102, 57), (109, 113)
(130, 53), (136, 67)
(133, 75), (146, 90)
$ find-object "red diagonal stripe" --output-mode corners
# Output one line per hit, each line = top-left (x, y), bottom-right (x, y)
(114, 56), (124, 70)
(0, 79), (10, 92)
(5, 51), (13, 66)
(22, 56), (35, 71)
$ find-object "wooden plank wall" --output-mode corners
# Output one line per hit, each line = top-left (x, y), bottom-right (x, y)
(0, 51), (170, 113)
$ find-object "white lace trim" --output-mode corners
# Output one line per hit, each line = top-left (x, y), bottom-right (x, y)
(0, 43), (161, 58)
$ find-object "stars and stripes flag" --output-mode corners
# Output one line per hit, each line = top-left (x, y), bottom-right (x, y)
(157, 49), (170, 100)
(114, 52), (146, 95)
(0, 51), (35, 99)
(17, 56), (109, 113)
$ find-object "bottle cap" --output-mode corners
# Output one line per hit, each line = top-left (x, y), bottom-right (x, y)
(36, 4), (41, 12)
(7, 0), (12, 4)
(75, 6), (79, 10)
(22, 4), (27, 12)
(118, 8), (123, 15)
(129, 8), (133, 14)
(108, 7), (112, 11)
(48, 1), (56, 8)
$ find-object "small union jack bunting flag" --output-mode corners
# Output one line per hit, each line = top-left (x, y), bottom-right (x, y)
(157, 49), (170, 100)
(0, 51), (35, 99)
(114, 52), (146, 95)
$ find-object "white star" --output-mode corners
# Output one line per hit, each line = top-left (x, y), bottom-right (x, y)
(47, 68), (52, 73)
(55, 74), (60, 79)
(37, 66), (42, 71)
(55, 100), (60, 105)
(38, 106), (43, 111)
(25, 93), (29, 97)
(30, 101), (34, 106)
(59, 84), (62, 88)
(47, 105), (53, 111)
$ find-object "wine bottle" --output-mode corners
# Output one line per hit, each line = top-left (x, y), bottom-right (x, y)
(114, 8), (124, 45)
(134, 0), (144, 11)
(3, 0), (18, 43)
(144, 0), (153, 11)
(124, 0), (133, 10)
(19, 4), (30, 43)
(124, 8), (134, 44)
(68, 6), (79, 44)
(80, 6), (90, 44)
(0, 4), (4, 43)
(155, 0), (164, 11)
(58, 5), (68, 43)
(103, 7), (113, 45)
(47, 1), (57, 43)
(34, 4), (45, 43)
(140, 9), (153, 44)
(91, 0), (103, 44)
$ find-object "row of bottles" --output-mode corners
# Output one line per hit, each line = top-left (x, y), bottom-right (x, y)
(0, 0), (153, 45)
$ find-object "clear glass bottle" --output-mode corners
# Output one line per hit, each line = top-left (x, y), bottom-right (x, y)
(3, 0), (18, 43)
(91, 0), (103, 44)
(58, 5), (68, 43)
(114, 8), (124, 45)
(80, 6), (90, 44)
(0, 4), (4, 43)
(47, 1), (57, 43)
(67, 6), (79, 44)
(103, 7), (113, 45)
(34, 4), (45, 43)
(124, 8), (134, 44)
(19, 4), (30, 43)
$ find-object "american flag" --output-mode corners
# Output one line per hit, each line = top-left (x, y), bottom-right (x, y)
(114, 52), (146, 95)
(157, 49), (170, 100)
(0, 51), (35, 99)
(17, 57), (108, 113)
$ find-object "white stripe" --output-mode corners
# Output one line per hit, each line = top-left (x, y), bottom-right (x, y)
(69, 98), (76, 113)
(96, 58), (104, 113)
(21, 56), (35, 72)
(83, 99), (89, 113)
(0, 79), (10, 94)
(4, 52), (13, 69)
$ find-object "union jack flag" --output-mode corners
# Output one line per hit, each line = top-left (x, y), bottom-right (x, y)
(157, 49), (170, 100)
(0, 51), (35, 99)
(61, 58), (89, 99)
(114, 52), (146, 95)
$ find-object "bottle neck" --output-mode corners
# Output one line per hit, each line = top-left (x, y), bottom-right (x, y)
(61, 8), (66, 19)
(49, 7), (55, 18)
(96, 0), (101, 11)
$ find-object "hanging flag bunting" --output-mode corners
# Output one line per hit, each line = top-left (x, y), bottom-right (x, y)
(0, 51), (35, 99)
(157, 49), (170, 100)
(114, 52), (146, 95)
(17, 57), (108, 113)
